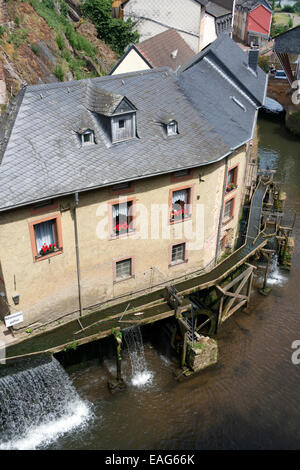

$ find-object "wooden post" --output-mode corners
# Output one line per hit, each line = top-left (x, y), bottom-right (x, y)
(181, 332), (188, 368)
(108, 330), (126, 392)
(246, 271), (253, 307)
(116, 335), (122, 382)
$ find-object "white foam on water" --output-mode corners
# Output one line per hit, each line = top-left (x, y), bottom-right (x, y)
(0, 399), (92, 450)
(131, 370), (153, 388)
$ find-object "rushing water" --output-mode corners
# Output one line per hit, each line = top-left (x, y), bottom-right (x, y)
(123, 327), (153, 387)
(2, 115), (300, 450)
(0, 357), (92, 450)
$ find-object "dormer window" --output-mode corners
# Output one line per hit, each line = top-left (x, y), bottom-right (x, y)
(111, 113), (136, 143)
(81, 129), (94, 146)
(167, 120), (178, 136)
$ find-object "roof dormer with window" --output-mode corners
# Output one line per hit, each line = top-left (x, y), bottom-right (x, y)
(86, 84), (137, 144)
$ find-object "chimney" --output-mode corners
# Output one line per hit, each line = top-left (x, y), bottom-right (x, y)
(248, 47), (259, 73)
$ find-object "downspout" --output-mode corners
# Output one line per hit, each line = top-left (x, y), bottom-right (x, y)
(74, 192), (84, 325)
(215, 155), (229, 266)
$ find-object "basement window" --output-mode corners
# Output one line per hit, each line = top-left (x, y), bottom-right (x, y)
(171, 243), (187, 265)
(116, 258), (132, 280)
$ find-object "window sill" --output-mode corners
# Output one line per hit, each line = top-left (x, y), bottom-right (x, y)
(168, 259), (188, 268)
(169, 215), (192, 225)
(35, 248), (63, 262)
(225, 187), (238, 197)
(113, 274), (135, 284)
(110, 229), (136, 240)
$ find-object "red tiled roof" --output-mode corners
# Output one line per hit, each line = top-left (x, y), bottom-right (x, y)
(136, 29), (195, 70)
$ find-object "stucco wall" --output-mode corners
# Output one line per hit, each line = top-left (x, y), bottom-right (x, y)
(200, 13), (217, 50)
(123, 0), (202, 52)
(111, 48), (151, 75)
(0, 147), (247, 327)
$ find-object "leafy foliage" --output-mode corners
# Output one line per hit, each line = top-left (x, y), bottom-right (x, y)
(8, 28), (28, 47)
(54, 64), (65, 81)
(82, 0), (139, 54)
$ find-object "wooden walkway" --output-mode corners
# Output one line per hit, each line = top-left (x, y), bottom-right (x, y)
(3, 179), (271, 361)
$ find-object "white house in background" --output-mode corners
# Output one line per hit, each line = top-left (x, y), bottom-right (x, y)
(110, 29), (195, 75)
(122, 0), (234, 53)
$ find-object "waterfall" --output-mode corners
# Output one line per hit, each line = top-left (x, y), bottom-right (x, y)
(268, 254), (287, 286)
(123, 327), (153, 387)
(0, 356), (91, 450)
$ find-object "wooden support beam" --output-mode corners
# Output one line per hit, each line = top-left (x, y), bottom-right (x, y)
(246, 271), (253, 307)
(181, 332), (188, 368)
(223, 270), (251, 317)
(222, 267), (252, 292)
(227, 299), (247, 317)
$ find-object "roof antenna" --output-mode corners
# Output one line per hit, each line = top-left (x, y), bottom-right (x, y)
(121, 79), (125, 85)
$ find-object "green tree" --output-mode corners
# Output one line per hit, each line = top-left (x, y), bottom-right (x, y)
(82, 0), (139, 54)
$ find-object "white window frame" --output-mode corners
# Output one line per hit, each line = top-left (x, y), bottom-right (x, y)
(167, 121), (178, 136)
(81, 130), (94, 146)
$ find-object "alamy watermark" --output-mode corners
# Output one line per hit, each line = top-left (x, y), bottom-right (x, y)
(95, 200), (205, 251)
(292, 80), (300, 106)
(291, 340), (300, 365)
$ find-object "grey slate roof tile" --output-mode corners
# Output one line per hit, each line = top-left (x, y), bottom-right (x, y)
(0, 36), (267, 212)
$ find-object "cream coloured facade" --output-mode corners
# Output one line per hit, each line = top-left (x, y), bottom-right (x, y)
(0, 146), (247, 328)
(111, 47), (150, 75)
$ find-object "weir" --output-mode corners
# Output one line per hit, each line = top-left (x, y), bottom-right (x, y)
(0, 355), (91, 449)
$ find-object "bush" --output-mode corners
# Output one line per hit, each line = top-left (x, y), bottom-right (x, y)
(54, 64), (65, 81)
(0, 25), (6, 37)
(82, 0), (139, 54)
(31, 43), (39, 55)
(14, 16), (20, 26)
(258, 56), (269, 72)
(282, 5), (295, 12)
(43, 0), (55, 9)
(8, 28), (28, 47)
(59, 1), (69, 17)
(56, 32), (65, 50)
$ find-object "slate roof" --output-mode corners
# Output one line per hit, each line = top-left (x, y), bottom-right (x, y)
(206, 1), (231, 18)
(274, 25), (300, 55)
(235, 0), (272, 11)
(0, 35), (267, 212)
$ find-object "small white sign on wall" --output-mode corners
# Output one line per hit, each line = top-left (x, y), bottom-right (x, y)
(5, 311), (24, 328)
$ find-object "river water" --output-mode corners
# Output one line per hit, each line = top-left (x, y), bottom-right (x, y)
(10, 116), (300, 450)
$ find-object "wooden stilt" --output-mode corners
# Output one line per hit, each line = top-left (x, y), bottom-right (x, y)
(108, 331), (126, 393)
(181, 332), (188, 368)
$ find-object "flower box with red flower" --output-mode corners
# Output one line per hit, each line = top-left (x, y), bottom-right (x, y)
(226, 183), (236, 193)
(39, 243), (56, 256)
